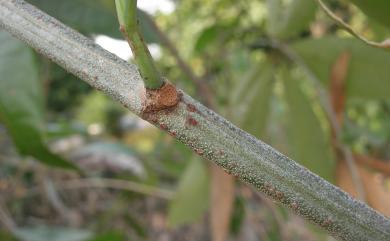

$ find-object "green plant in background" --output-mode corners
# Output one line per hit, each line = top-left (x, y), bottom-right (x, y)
(0, 0), (390, 241)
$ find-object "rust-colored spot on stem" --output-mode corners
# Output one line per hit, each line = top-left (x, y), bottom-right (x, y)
(142, 81), (180, 113)
(186, 103), (198, 112)
(187, 117), (198, 126)
(195, 148), (204, 155)
(159, 123), (168, 130)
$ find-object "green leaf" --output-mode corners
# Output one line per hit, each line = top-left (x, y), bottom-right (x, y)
(266, 0), (283, 36)
(14, 226), (92, 241)
(124, 214), (147, 238)
(194, 25), (221, 53)
(27, 0), (120, 37)
(0, 231), (18, 241)
(27, 0), (159, 43)
(0, 31), (76, 169)
(231, 60), (275, 139)
(292, 37), (390, 100)
(87, 232), (125, 241)
(229, 196), (246, 235)
(282, 69), (335, 182)
(349, 0), (390, 28)
(137, 9), (160, 44)
(168, 157), (209, 227)
(194, 20), (238, 54)
(267, 0), (317, 38)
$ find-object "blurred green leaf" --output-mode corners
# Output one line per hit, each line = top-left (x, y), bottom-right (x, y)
(14, 226), (92, 241)
(266, 0), (283, 36)
(292, 37), (390, 100)
(27, 0), (159, 43)
(194, 24), (221, 52)
(87, 232), (125, 241)
(168, 157), (209, 227)
(231, 60), (275, 138)
(47, 63), (92, 113)
(27, 0), (120, 37)
(267, 0), (317, 38)
(349, 0), (390, 28)
(194, 19), (238, 54)
(0, 32), (76, 169)
(229, 196), (245, 236)
(137, 9), (160, 44)
(279, 0), (317, 38)
(0, 231), (18, 241)
(282, 69), (335, 181)
(124, 214), (147, 238)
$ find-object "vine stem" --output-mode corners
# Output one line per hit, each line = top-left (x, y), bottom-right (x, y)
(115, 0), (163, 89)
(316, 0), (390, 49)
(0, 1), (389, 240)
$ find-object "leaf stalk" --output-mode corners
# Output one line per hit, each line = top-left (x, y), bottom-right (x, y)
(115, 0), (163, 89)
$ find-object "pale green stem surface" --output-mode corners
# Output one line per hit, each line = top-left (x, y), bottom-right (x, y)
(0, 1), (389, 240)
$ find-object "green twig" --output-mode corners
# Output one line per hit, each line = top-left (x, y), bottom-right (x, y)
(316, 0), (390, 49)
(115, 0), (163, 89)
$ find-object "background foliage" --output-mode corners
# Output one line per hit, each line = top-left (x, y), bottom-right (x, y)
(0, 0), (389, 240)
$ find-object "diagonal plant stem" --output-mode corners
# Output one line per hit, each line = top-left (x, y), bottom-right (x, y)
(0, 1), (390, 240)
(115, 0), (163, 89)
(316, 0), (390, 49)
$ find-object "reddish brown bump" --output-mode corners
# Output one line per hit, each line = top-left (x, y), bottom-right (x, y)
(168, 131), (176, 137)
(187, 103), (197, 112)
(195, 148), (204, 155)
(159, 123), (168, 130)
(275, 191), (284, 201)
(290, 202), (298, 211)
(187, 117), (198, 126)
(119, 25), (125, 33)
(142, 81), (180, 113)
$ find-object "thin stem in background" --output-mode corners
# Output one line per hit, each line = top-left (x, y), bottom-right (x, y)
(316, 0), (390, 49)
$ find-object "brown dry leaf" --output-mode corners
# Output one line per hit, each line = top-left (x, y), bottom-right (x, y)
(210, 164), (235, 241)
(330, 50), (351, 124)
(336, 159), (390, 217)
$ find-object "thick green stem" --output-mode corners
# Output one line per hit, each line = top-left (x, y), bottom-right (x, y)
(1, 1), (389, 240)
(115, 0), (163, 89)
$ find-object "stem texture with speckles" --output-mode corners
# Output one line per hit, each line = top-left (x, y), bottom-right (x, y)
(0, 1), (389, 240)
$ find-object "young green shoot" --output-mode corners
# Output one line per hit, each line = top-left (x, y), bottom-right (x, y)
(115, 0), (164, 89)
